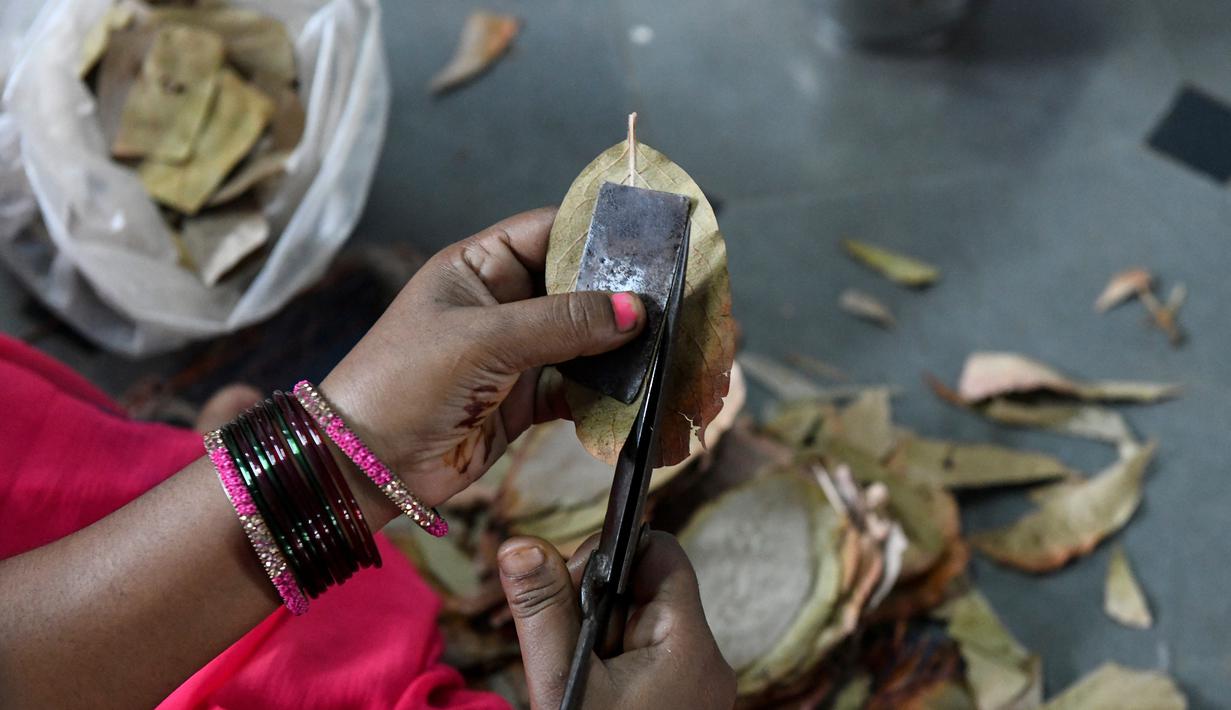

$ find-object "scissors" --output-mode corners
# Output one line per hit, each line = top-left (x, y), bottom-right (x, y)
(557, 222), (690, 710)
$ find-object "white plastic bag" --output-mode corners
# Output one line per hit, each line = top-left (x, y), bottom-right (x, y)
(0, 0), (389, 355)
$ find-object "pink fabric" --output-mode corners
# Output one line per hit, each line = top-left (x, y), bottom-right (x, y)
(0, 334), (508, 710)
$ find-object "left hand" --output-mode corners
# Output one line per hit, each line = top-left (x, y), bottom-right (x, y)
(321, 208), (646, 510)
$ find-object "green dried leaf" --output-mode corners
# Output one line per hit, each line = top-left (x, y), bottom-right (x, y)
(941, 590), (1042, 710)
(1095, 267), (1152, 313)
(971, 442), (1156, 573)
(842, 239), (940, 287)
(547, 141), (735, 466)
(840, 287), (896, 328)
(1041, 663), (1184, 710)
(429, 11), (520, 94)
(179, 209), (269, 285)
(1105, 545), (1153, 629)
(888, 436), (1076, 490)
(832, 673), (872, 710)
(957, 352), (1179, 404)
(981, 399), (1136, 445)
(140, 69), (274, 214)
(151, 6), (296, 84)
(95, 23), (156, 146)
(206, 149), (290, 207)
(112, 24), (224, 162)
(823, 387), (896, 460)
(78, 2), (139, 77)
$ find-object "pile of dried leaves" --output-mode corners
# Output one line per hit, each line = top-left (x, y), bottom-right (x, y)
(79, 0), (303, 285)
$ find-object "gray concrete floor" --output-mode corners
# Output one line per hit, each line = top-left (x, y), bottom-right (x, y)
(3, 0), (1231, 705)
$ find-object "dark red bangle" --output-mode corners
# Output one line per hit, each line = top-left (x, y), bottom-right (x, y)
(277, 391), (381, 569)
(250, 402), (354, 585)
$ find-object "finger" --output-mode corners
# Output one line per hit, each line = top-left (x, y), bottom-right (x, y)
(474, 291), (646, 374)
(497, 537), (583, 706)
(623, 531), (711, 652)
(454, 208), (558, 303)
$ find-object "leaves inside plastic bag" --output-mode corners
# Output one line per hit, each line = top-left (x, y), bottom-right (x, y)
(151, 6), (297, 84)
(206, 149), (289, 207)
(971, 442), (1156, 572)
(140, 69), (273, 214)
(1104, 545), (1152, 629)
(112, 24), (225, 162)
(842, 239), (939, 288)
(956, 352), (1180, 403)
(839, 288), (896, 328)
(429, 11), (520, 94)
(888, 436), (1076, 490)
(546, 140), (735, 466)
(179, 209), (269, 285)
(78, 1), (139, 77)
(1040, 662), (1184, 710)
(95, 22), (157, 147)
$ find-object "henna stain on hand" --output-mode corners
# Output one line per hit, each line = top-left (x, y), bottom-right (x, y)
(443, 418), (500, 474)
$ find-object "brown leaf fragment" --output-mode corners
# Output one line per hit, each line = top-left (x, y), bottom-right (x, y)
(956, 352), (1179, 404)
(981, 399), (1136, 446)
(179, 210), (269, 286)
(206, 149), (289, 207)
(971, 442), (1156, 573)
(1141, 282), (1186, 346)
(140, 69), (274, 214)
(112, 24), (225, 162)
(1104, 545), (1153, 629)
(78, 1), (140, 78)
(839, 288), (896, 328)
(939, 590), (1042, 710)
(265, 85), (306, 152)
(547, 140), (735, 466)
(429, 11), (520, 94)
(842, 239), (940, 288)
(95, 23), (157, 147)
(888, 435), (1076, 490)
(1040, 662), (1185, 710)
(824, 388), (896, 460)
(150, 7), (297, 84)
(1095, 267), (1152, 313)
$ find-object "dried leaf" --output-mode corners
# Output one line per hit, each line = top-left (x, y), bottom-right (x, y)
(873, 540), (969, 622)
(265, 85), (305, 152)
(429, 11), (519, 94)
(888, 436), (1076, 490)
(1141, 283), (1186, 346)
(112, 24), (225, 162)
(78, 2), (139, 77)
(941, 590), (1042, 710)
(981, 399), (1136, 445)
(1094, 267), (1152, 313)
(786, 352), (850, 382)
(842, 239), (940, 287)
(151, 6), (297, 84)
(971, 442), (1156, 572)
(839, 288), (896, 328)
(179, 209), (269, 285)
(1040, 663), (1184, 710)
(957, 352), (1179, 403)
(832, 673), (872, 710)
(1105, 545), (1153, 629)
(206, 149), (290, 207)
(140, 69), (274, 214)
(95, 22), (156, 147)
(547, 141), (735, 466)
(824, 388), (896, 460)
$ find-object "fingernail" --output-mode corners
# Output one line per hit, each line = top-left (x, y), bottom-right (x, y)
(499, 542), (545, 577)
(610, 292), (641, 333)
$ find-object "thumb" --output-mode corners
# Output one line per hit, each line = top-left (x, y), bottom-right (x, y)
(478, 291), (646, 373)
(498, 537), (586, 707)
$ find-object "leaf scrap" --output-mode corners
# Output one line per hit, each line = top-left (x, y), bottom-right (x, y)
(981, 399), (1136, 445)
(151, 6), (297, 84)
(429, 11), (520, 94)
(956, 352), (1179, 404)
(1040, 662), (1184, 710)
(839, 288), (896, 328)
(1104, 545), (1153, 629)
(1095, 267), (1152, 313)
(112, 23), (225, 162)
(971, 442), (1156, 573)
(78, 1), (140, 77)
(940, 590), (1043, 710)
(888, 436), (1076, 490)
(1141, 283), (1186, 346)
(842, 239), (940, 288)
(547, 140), (735, 466)
(179, 209), (270, 286)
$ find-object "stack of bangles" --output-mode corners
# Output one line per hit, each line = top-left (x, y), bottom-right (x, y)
(204, 381), (446, 615)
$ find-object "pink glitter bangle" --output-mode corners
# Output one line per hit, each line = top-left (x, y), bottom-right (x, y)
(205, 430), (310, 615)
(293, 381), (448, 537)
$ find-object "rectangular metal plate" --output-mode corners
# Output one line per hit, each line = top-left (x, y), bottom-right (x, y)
(559, 181), (690, 404)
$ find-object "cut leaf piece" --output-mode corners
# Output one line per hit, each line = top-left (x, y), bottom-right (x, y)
(1040, 663), (1184, 710)
(179, 210), (269, 286)
(888, 436), (1076, 490)
(429, 11), (519, 94)
(206, 150), (290, 207)
(981, 399), (1136, 445)
(839, 288), (896, 328)
(151, 6), (297, 84)
(78, 2), (139, 77)
(1104, 545), (1153, 629)
(1095, 267), (1152, 313)
(1141, 283), (1186, 346)
(140, 69), (274, 214)
(971, 442), (1156, 573)
(547, 140), (735, 466)
(842, 239), (939, 287)
(112, 23), (225, 162)
(940, 590), (1042, 710)
(956, 352), (1179, 403)
(824, 387), (896, 460)
(95, 22), (156, 147)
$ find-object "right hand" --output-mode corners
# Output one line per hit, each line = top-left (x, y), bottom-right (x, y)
(497, 531), (736, 710)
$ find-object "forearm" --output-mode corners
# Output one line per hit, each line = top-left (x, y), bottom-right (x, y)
(0, 451), (399, 709)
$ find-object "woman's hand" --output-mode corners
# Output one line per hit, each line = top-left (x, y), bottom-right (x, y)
(498, 531), (736, 709)
(320, 208), (646, 511)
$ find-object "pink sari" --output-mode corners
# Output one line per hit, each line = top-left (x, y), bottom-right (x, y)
(0, 335), (507, 710)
